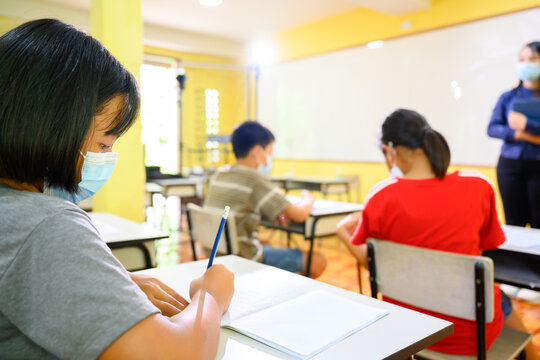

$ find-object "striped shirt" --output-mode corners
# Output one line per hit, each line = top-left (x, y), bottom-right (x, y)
(205, 165), (291, 260)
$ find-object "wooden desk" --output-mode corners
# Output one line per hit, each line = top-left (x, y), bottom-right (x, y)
(89, 212), (169, 271)
(484, 225), (540, 290)
(261, 196), (364, 277)
(271, 176), (353, 201)
(138, 255), (452, 360)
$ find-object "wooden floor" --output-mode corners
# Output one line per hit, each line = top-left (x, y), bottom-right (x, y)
(164, 225), (540, 356)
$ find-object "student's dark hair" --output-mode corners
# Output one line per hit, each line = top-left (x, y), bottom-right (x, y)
(231, 120), (275, 158)
(515, 41), (540, 97)
(0, 19), (140, 192)
(381, 109), (450, 179)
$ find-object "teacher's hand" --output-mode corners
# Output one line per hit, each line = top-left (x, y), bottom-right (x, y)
(130, 272), (189, 317)
(515, 130), (540, 145)
(508, 111), (527, 130)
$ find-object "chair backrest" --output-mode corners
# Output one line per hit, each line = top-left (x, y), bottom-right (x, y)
(186, 203), (239, 255)
(367, 238), (495, 322)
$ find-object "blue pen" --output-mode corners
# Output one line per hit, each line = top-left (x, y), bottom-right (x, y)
(207, 206), (231, 269)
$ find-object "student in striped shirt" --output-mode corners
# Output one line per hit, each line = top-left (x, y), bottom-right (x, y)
(205, 121), (327, 278)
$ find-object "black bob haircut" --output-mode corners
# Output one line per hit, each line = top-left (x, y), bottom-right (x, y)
(381, 109), (451, 179)
(0, 19), (140, 193)
(231, 121), (275, 158)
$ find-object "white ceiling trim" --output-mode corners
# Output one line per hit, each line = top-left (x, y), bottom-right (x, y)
(348, 0), (431, 15)
(0, 0), (244, 59)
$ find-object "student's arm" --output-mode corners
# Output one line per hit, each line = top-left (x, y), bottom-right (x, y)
(479, 183), (506, 251)
(282, 190), (314, 223)
(99, 264), (234, 360)
(336, 212), (368, 267)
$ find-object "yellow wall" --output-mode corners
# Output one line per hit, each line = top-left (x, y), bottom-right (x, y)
(90, 0), (145, 222)
(266, 0), (540, 223)
(0, 16), (20, 35)
(144, 46), (247, 172)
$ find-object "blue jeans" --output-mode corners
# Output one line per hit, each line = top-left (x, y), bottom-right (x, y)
(501, 290), (512, 320)
(262, 245), (304, 273)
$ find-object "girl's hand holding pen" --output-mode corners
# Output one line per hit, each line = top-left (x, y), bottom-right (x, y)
(189, 264), (235, 314)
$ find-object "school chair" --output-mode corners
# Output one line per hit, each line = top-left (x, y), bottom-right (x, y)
(186, 203), (239, 260)
(366, 238), (531, 360)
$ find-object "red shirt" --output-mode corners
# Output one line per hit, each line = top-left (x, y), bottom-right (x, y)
(351, 171), (505, 355)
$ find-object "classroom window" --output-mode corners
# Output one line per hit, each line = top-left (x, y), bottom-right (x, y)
(205, 88), (220, 163)
(140, 64), (179, 174)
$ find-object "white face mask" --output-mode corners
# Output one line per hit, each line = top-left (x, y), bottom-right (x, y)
(44, 151), (118, 203)
(387, 142), (404, 178)
(258, 154), (273, 176)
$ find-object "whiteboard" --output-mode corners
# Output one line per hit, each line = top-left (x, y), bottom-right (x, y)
(258, 8), (540, 165)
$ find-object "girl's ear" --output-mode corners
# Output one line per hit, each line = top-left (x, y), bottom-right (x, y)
(381, 144), (394, 169)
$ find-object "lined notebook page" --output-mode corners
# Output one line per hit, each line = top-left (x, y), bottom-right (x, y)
(222, 267), (389, 359)
(223, 267), (312, 324)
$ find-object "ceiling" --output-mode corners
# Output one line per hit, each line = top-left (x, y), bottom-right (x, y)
(43, 0), (431, 42)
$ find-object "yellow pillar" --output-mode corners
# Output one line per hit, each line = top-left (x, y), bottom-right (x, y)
(90, 0), (145, 222)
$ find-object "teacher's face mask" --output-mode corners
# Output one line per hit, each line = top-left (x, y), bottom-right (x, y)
(45, 151), (118, 203)
(516, 62), (540, 82)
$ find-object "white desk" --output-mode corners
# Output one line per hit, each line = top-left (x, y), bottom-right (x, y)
(484, 225), (540, 290)
(148, 177), (206, 198)
(271, 176), (353, 201)
(89, 212), (169, 270)
(261, 196), (364, 277)
(139, 255), (452, 359)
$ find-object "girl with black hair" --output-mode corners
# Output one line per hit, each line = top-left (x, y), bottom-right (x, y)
(337, 109), (537, 358)
(488, 41), (540, 229)
(0, 19), (233, 359)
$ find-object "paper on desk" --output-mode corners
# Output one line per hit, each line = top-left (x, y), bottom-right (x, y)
(285, 195), (350, 211)
(91, 219), (121, 236)
(504, 227), (540, 249)
(221, 267), (388, 359)
(226, 290), (389, 359)
(222, 267), (312, 324)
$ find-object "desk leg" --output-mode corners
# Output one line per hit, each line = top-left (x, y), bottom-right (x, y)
(137, 243), (153, 269)
(306, 235), (314, 277)
(305, 218), (320, 277)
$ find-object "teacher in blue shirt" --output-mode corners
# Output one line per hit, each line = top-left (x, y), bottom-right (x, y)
(488, 41), (540, 228)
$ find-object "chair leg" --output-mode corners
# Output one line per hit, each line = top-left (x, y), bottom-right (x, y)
(287, 231), (291, 248)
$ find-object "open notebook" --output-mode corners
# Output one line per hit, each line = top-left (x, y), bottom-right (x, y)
(221, 267), (388, 359)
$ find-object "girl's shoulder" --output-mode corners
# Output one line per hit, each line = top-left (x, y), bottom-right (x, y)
(364, 177), (400, 206)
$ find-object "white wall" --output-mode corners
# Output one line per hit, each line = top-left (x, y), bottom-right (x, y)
(258, 7), (540, 166)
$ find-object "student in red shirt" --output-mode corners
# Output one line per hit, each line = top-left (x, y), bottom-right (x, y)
(337, 109), (537, 358)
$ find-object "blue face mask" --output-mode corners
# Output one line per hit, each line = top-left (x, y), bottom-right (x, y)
(387, 143), (404, 178)
(258, 154), (273, 176)
(516, 62), (540, 82)
(44, 151), (118, 203)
